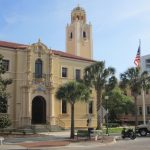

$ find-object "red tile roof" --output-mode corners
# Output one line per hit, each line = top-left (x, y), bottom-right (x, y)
(0, 40), (95, 62)
(52, 49), (94, 62)
(0, 40), (27, 49)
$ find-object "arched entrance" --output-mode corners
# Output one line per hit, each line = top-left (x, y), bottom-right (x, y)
(32, 96), (46, 124)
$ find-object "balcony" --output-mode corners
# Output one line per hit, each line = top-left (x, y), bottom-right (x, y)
(33, 73), (46, 79)
(32, 73), (51, 86)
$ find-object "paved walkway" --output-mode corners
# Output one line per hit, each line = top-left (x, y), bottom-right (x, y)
(0, 131), (117, 149)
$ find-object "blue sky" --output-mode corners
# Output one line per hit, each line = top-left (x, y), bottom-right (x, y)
(0, 0), (150, 78)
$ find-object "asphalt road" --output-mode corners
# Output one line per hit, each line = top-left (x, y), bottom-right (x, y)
(46, 137), (150, 150)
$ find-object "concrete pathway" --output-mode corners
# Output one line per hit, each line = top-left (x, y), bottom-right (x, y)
(0, 144), (26, 150)
(0, 131), (117, 149)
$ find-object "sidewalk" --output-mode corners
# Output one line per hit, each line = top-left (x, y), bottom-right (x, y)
(0, 131), (117, 149)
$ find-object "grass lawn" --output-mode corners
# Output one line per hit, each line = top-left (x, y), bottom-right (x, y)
(103, 127), (123, 134)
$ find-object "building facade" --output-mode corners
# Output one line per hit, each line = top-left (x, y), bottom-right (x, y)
(0, 6), (97, 129)
(138, 55), (150, 122)
(120, 55), (150, 124)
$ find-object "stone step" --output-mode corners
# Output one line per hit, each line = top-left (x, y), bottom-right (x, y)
(31, 124), (64, 132)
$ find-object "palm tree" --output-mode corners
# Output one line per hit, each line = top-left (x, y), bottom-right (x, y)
(83, 61), (117, 129)
(120, 67), (150, 126)
(55, 81), (91, 139)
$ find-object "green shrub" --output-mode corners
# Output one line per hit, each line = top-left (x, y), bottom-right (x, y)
(0, 115), (11, 129)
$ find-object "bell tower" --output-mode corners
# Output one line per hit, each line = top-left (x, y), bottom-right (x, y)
(66, 6), (93, 59)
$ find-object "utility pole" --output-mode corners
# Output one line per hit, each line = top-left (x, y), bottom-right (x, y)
(105, 96), (109, 135)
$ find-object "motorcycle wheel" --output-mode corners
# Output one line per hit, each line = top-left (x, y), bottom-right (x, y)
(122, 135), (125, 139)
(131, 134), (136, 140)
(130, 133), (136, 140)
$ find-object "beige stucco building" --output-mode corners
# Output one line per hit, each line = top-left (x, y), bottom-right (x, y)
(0, 6), (97, 130)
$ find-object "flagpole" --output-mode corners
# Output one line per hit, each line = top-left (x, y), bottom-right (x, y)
(139, 39), (146, 125)
(139, 39), (141, 47)
(142, 87), (146, 124)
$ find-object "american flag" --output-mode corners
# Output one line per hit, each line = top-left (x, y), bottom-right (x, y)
(134, 45), (141, 67)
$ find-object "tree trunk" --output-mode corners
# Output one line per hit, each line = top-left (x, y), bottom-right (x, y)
(134, 96), (138, 127)
(70, 103), (74, 139)
(96, 89), (102, 129)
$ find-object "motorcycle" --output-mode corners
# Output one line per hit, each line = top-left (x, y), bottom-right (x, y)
(121, 128), (136, 140)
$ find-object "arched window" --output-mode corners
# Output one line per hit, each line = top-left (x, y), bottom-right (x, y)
(35, 59), (42, 78)
(70, 32), (73, 39)
(83, 31), (86, 38)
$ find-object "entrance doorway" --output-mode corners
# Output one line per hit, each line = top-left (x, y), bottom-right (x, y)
(32, 96), (46, 124)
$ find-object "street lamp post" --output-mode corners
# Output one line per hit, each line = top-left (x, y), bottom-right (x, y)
(105, 96), (109, 135)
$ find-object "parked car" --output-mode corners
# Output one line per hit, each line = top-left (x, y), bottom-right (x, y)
(136, 120), (150, 136)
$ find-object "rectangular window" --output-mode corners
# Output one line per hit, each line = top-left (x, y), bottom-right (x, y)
(146, 59), (150, 63)
(139, 106), (142, 115)
(2, 59), (9, 71)
(88, 101), (93, 114)
(145, 59), (150, 72)
(62, 67), (68, 78)
(62, 100), (67, 114)
(75, 69), (81, 81)
(147, 106), (150, 115)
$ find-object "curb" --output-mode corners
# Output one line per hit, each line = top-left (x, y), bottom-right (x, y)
(2, 136), (118, 149)
(65, 136), (117, 148)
